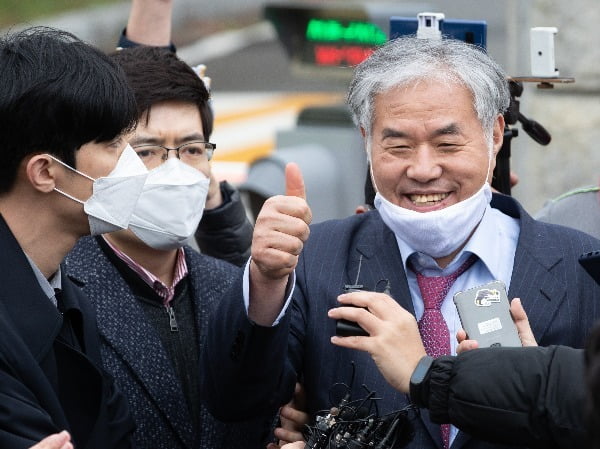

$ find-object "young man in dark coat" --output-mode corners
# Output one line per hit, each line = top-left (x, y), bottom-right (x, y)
(0, 27), (141, 449)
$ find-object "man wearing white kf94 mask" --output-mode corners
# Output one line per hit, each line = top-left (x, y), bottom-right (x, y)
(200, 37), (600, 449)
(49, 144), (148, 236)
(0, 27), (141, 449)
(65, 46), (267, 449)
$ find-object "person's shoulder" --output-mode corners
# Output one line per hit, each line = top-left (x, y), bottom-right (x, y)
(184, 248), (241, 298)
(551, 185), (599, 203)
(184, 246), (240, 275)
(534, 186), (600, 239)
(495, 194), (600, 247)
(537, 185), (599, 215)
(64, 236), (102, 269)
(532, 214), (600, 248)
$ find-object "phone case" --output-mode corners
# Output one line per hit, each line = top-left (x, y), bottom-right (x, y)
(579, 251), (600, 286)
(453, 280), (521, 348)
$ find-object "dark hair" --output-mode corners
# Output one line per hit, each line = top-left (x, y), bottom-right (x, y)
(0, 27), (138, 193)
(110, 46), (213, 139)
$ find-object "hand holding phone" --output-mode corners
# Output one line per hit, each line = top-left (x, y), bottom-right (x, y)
(453, 280), (521, 348)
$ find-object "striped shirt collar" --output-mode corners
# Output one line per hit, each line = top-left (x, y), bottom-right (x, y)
(101, 236), (188, 306)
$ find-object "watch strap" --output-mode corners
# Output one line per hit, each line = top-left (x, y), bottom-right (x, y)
(409, 355), (434, 408)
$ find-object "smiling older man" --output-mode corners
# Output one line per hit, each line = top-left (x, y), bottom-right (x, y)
(201, 37), (600, 449)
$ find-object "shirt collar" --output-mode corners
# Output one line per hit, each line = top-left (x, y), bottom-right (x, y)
(101, 236), (188, 306)
(397, 205), (502, 279)
(24, 253), (61, 307)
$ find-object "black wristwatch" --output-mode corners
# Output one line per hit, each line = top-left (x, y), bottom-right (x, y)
(409, 355), (434, 408)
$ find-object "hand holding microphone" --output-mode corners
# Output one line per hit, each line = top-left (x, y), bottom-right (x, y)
(329, 291), (426, 394)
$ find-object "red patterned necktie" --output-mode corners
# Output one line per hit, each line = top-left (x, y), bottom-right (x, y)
(413, 254), (477, 449)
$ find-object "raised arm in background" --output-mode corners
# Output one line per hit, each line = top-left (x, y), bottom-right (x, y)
(124, 0), (173, 46)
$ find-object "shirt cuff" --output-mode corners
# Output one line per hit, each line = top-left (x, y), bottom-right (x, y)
(116, 28), (177, 52)
(242, 258), (296, 326)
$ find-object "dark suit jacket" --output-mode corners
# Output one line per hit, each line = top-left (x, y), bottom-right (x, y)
(203, 195), (600, 449)
(0, 216), (133, 449)
(65, 236), (271, 449)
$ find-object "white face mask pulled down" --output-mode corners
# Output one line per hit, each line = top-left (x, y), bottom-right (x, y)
(374, 183), (492, 258)
(51, 145), (149, 235)
(128, 158), (210, 251)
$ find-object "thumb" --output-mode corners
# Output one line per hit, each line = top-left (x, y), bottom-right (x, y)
(510, 298), (537, 347)
(285, 162), (306, 199)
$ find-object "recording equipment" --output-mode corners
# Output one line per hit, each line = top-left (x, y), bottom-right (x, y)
(335, 280), (392, 338)
(530, 27), (559, 77)
(493, 79), (553, 194)
(303, 363), (415, 448)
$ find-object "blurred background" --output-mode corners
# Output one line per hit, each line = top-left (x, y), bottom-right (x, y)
(2, 0), (599, 221)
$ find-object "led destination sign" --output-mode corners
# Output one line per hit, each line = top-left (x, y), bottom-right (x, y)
(265, 4), (387, 69)
(305, 19), (387, 46)
(305, 18), (385, 66)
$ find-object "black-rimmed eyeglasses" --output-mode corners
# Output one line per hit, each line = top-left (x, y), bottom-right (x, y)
(133, 141), (216, 168)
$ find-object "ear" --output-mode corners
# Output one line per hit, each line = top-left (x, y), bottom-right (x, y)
(360, 126), (366, 138)
(25, 154), (59, 193)
(491, 114), (505, 158)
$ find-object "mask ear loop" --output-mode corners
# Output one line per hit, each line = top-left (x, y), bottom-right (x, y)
(46, 154), (96, 182)
(46, 154), (95, 205)
(53, 187), (86, 205)
(484, 133), (495, 188)
(366, 140), (380, 194)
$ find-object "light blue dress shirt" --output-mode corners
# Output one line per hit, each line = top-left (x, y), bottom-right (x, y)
(395, 204), (520, 444)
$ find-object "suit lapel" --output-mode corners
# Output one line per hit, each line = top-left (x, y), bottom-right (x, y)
(350, 213), (415, 315)
(507, 208), (567, 342)
(66, 238), (194, 448)
(487, 194), (567, 342)
(350, 214), (450, 445)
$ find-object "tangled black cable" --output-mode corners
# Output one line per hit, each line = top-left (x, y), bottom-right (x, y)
(302, 364), (416, 449)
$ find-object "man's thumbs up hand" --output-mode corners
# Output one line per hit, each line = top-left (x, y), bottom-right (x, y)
(251, 162), (312, 279)
(248, 163), (312, 325)
(285, 162), (306, 199)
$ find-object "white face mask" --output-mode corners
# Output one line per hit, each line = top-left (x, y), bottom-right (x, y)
(51, 145), (149, 235)
(128, 158), (210, 251)
(374, 182), (492, 259)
